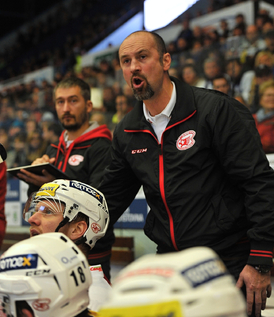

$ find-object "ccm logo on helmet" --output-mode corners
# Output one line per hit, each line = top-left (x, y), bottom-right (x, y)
(70, 181), (103, 203)
(0, 254), (38, 272)
(181, 258), (227, 288)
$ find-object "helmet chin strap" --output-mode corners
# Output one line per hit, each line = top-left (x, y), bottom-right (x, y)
(74, 236), (87, 246)
(55, 216), (70, 233)
(55, 216), (87, 246)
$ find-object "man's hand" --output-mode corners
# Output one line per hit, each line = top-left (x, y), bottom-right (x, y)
(17, 155), (56, 187)
(236, 264), (271, 317)
(31, 155), (55, 166)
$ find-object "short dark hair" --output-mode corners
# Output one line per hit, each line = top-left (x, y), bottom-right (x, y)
(54, 77), (91, 102)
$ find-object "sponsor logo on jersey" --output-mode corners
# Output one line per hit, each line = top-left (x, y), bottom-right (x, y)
(68, 154), (84, 166)
(0, 254), (38, 272)
(181, 258), (227, 288)
(176, 130), (196, 151)
(36, 183), (59, 198)
(70, 181), (103, 203)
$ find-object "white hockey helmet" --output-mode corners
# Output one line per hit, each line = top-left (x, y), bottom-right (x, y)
(23, 179), (109, 249)
(0, 232), (92, 317)
(100, 247), (247, 317)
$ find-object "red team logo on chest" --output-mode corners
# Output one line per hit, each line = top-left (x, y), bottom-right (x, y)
(68, 155), (84, 166)
(176, 130), (196, 150)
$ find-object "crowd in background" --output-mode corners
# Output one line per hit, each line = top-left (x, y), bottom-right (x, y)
(0, 0), (274, 175)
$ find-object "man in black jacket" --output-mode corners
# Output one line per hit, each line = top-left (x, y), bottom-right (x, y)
(18, 77), (114, 281)
(99, 31), (274, 317)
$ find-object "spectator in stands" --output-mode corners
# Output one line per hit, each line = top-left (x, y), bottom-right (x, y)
(212, 74), (231, 95)
(253, 79), (274, 153)
(264, 29), (274, 55)
(102, 86), (116, 125)
(0, 161), (7, 248)
(239, 25), (266, 69)
(90, 111), (107, 126)
(42, 122), (63, 145)
(122, 83), (136, 108)
(181, 63), (206, 87)
(18, 77), (114, 282)
(248, 65), (273, 112)
(177, 19), (193, 46)
(192, 25), (204, 45)
(8, 120), (24, 139)
(7, 133), (28, 169)
(225, 58), (246, 96)
(23, 179), (111, 312)
(0, 232), (94, 317)
(234, 13), (247, 35)
(203, 57), (223, 89)
(100, 30), (274, 317)
(111, 94), (132, 129)
(219, 19), (230, 39)
(26, 129), (48, 165)
(25, 118), (38, 140)
(262, 21), (274, 34)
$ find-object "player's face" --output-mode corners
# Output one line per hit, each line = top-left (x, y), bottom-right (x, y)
(27, 201), (65, 236)
(55, 86), (92, 131)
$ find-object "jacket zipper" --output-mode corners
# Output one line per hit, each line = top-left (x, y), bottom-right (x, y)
(125, 109), (196, 252)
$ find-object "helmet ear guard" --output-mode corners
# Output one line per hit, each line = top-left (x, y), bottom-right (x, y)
(99, 247), (247, 317)
(0, 232), (92, 317)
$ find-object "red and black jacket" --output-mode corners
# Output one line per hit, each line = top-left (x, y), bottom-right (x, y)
(99, 77), (274, 267)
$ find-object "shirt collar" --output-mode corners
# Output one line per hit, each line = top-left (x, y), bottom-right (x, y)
(143, 81), (176, 122)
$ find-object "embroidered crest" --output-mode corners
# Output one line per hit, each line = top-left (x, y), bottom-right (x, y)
(91, 223), (101, 234)
(176, 130), (196, 151)
(68, 155), (84, 166)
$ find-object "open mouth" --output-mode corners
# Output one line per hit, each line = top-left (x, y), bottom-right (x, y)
(132, 77), (144, 89)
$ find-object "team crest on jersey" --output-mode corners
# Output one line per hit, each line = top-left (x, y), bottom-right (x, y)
(68, 155), (84, 166)
(91, 223), (101, 234)
(176, 130), (196, 151)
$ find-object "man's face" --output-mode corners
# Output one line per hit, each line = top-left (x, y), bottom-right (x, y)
(119, 32), (169, 101)
(265, 37), (274, 53)
(55, 86), (91, 131)
(213, 78), (230, 94)
(226, 61), (241, 79)
(115, 95), (128, 113)
(27, 200), (66, 237)
(204, 61), (220, 79)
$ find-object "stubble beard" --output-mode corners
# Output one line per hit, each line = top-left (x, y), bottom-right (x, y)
(60, 112), (89, 131)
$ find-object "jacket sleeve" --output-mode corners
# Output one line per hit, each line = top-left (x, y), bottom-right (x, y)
(210, 96), (274, 266)
(0, 162), (7, 246)
(98, 132), (141, 227)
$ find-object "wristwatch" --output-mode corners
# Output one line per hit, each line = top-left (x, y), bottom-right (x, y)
(252, 264), (272, 274)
